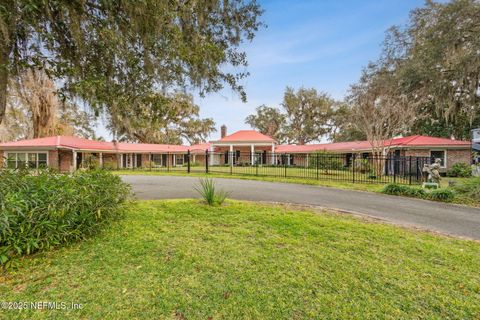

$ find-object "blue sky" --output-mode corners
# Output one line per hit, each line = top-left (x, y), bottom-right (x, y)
(96, 0), (427, 140)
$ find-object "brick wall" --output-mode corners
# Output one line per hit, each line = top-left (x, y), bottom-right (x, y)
(103, 153), (119, 169)
(192, 154), (206, 166)
(59, 150), (73, 172)
(48, 150), (59, 170)
(404, 148), (470, 171)
(447, 149), (471, 169)
(141, 154), (150, 167)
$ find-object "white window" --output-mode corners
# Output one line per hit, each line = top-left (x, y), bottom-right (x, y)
(151, 154), (163, 166)
(176, 154), (187, 166)
(430, 150), (446, 168)
(6, 152), (48, 169)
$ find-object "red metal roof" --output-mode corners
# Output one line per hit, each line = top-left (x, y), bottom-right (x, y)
(0, 134), (470, 154)
(0, 136), (189, 153)
(0, 136), (114, 150)
(214, 130), (275, 142)
(117, 142), (189, 153)
(188, 143), (210, 154)
(391, 135), (470, 146)
(58, 136), (116, 150)
(276, 135), (470, 153)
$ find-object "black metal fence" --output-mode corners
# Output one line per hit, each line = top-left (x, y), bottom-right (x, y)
(118, 151), (432, 185)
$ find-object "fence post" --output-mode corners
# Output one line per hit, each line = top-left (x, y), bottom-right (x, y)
(416, 157), (420, 182)
(352, 154), (356, 183)
(393, 156), (397, 184)
(284, 154), (287, 177)
(187, 150), (191, 173)
(409, 156), (412, 185)
(205, 149), (209, 173)
(316, 153), (319, 180)
(150, 153), (152, 171)
(167, 153), (170, 172)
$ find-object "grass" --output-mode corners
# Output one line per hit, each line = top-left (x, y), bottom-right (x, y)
(1, 200), (479, 319)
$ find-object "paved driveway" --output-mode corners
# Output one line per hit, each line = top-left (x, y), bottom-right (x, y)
(121, 175), (480, 240)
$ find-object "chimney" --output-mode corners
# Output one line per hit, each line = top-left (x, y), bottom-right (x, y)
(221, 125), (227, 139)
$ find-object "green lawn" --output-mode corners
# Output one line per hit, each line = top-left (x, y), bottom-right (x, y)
(118, 165), (411, 185)
(2, 200), (479, 319)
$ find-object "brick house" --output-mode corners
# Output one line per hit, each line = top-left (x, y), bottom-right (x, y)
(0, 130), (472, 172)
(275, 135), (472, 172)
(0, 136), (192, 171)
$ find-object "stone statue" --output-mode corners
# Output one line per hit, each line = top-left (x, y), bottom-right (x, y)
(422, 164), (430, 182)
(428, 158), (442, 184)
(422, 159), (442, 184)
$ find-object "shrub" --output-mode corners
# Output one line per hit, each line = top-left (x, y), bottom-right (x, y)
(308, 152), (345, 171)
(354, 158), (372, 174)
(382, 184), (426, 198)
(452, 177), (480, 201)
(447, 163), (472, 178)
(427, 189), (455, 202)
(81, 154), (100, 170)
(382, 184), (411, 196)
(194, 178), (229, 206)
(0, 169), (131, 267)
(141, 160), (153, 169)
(406, 187), (427, 198)
(382, 183), (457, 202)
(102, 161), (118, 170)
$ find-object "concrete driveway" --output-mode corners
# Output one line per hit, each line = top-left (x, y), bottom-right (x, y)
(121, 175), (480, 240)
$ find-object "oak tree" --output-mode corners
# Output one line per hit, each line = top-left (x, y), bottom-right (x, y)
(0, 0), (263, 125)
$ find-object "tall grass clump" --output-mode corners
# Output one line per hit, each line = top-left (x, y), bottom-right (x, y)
(0, 169), (131, 268)
(194, 178), (229, 206)
(452, 177), (480, 201)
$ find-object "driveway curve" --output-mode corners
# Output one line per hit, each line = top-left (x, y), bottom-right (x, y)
(121, 175), (480, 240)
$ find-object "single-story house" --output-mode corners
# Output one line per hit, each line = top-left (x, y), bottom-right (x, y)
(0, 136), (194, 171)
(0, 128), (472, 172)
(275, 135), (472, 172)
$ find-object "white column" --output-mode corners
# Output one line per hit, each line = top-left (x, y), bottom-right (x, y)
(209, 145), (214, 166)
(120, 154), (123, 168)
(99, 153), (103, 167)
(72, 150), (77, 171)
(173, 154), (176, 167)
(129, 154), (133, 168)
(229, 145), (234, 166)
(250, 144), (254, 165)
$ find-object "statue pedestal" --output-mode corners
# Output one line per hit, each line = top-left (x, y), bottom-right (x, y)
(473, 166), (480, 177)
(422, 182), (439, 189)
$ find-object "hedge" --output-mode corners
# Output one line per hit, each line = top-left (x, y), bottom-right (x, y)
(0, 169), (131, 267)
(382, 184), (454, 202)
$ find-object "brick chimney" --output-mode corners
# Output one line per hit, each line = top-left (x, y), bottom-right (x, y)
(221, 125), (227, 139)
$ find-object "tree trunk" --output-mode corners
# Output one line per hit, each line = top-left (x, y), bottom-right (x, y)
(0, 49), (8, 126)
(0, 0), (14, 127)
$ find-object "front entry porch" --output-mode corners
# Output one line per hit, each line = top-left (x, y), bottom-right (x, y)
(209, 142), (276, 166)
